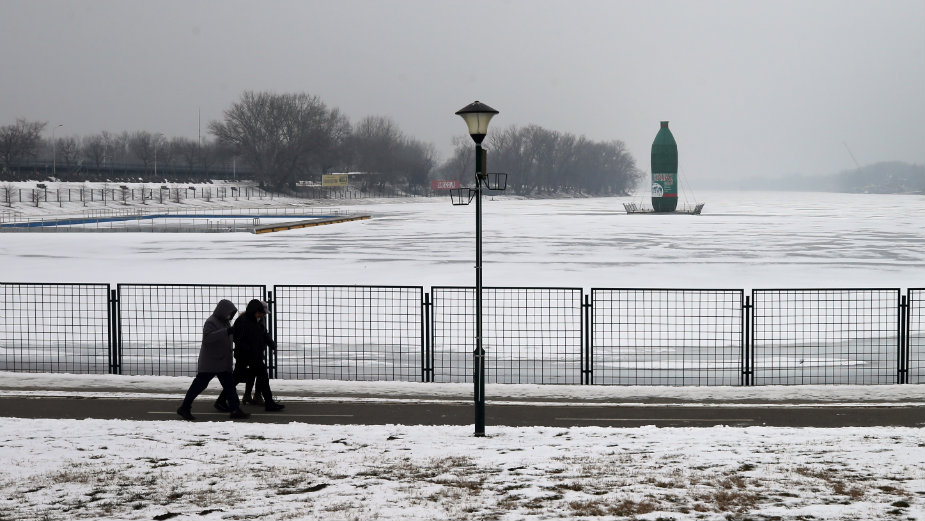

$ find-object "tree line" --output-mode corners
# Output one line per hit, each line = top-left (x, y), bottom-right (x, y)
(2, 91), (640, 195)
(0, 118), (228, 181)
(436, 125), (640, 196)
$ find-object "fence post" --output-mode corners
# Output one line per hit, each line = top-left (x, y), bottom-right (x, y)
(899, 294), (908, 384)
(422, 292), (433, 382)
(582, 293), (592, 385)
(109, 288), (121, 375)
(267, 289), (277, 379)
(743, 294), (753, 386)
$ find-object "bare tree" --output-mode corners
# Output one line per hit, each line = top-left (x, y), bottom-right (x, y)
(82, 134), (107, 172)
(128, 131), (155, 173)
(2, 183), (15, 207)
(350, 116), (402, 175)
(210, 91), (351, 190)
(443, 123), (643, 196)
(162, 137), (187, 175)
(199, 140), (221, 177)
(177, 137), (200, 174)
(0, 118), (47, 169)
(56, 137), (80, 175)
(105, 132), (131, 176)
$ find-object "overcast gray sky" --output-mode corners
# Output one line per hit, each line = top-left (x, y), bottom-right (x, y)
(2, 0), (923, 181)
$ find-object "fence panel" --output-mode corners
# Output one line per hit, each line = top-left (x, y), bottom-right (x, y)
(117, 284), (266, 376)
(909, 289), (925, 384)
(273, 286), (424, 381)
(0, 283), (111, 373)
(752, 289), (900, 385)
(591, 289), (744, 385)
(432, 287), (584, 384)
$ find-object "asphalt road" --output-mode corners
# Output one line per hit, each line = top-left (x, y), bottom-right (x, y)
(2, 396), (922, 428)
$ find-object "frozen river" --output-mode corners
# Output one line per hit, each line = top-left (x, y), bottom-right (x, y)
(1, 190), (921, 289)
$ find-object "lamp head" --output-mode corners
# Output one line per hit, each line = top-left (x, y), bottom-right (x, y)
(455, 101), (498, 144)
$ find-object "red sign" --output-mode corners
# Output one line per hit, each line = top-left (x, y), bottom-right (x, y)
(432, 180), (461, 190)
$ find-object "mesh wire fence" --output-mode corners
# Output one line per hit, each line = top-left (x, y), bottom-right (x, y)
(590, 289), (744, 386)
(431, 287), (584, 384)
(117, 284), (266, 376)
(752, 289), (900, 385)
(3, 282), (919, 386)
(0, 283), (111, 373)
(272, 286), (424, 381)
(909, 289), (924, 384)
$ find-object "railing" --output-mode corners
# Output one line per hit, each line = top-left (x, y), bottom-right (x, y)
(272, 285), (424, 381)
(752, 289), (900, 385)
(0, 210), (24, 224)
(591, 289), (744, 386)
(431, 287), (584, 384)
(909, 289), (924, 384)
(0, 283), (920, 386)
(115, 284), (267, 376)
(0, 206), (346, 232)
(0, 283), (111, 374)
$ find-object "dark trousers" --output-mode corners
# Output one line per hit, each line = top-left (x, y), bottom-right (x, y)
(180, 371), (240, 411)
(235, 360), (273, 403)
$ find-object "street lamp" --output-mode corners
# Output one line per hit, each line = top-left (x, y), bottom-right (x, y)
(453, 100), (506, 437)
(52, 124), (63, 178)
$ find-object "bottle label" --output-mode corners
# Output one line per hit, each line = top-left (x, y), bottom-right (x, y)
(651, 173), (677, 197)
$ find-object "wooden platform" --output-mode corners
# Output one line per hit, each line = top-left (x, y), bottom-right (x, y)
(253, 214), (370, 234)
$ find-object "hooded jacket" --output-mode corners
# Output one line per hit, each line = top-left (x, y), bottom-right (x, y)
(197, 299), (237, 373)
(233, 299), (273, 364)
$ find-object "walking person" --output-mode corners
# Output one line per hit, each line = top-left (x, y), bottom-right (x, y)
(176, 299), (250, 421)
(229, 299), (284, 412)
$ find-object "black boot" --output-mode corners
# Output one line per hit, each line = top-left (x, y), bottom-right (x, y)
(265, 401), (285, 412)
(176, 407), (196, 421)
(214, 400), (231, 412)
(229, 409), (250, 419)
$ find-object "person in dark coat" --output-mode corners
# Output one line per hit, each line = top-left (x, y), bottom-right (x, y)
(228, 299), (284, 412)
(176, 299), (250, 421)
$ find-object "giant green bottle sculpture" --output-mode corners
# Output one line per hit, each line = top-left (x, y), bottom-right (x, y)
(651, 121), (678, 212)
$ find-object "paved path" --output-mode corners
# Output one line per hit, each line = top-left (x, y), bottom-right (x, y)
(2, 395), (922, 428)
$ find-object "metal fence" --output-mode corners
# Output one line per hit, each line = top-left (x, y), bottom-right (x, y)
(0, 283), (111, 373)
(272, 285), (424, 381)
(752, 289), (901, 385)
(591, 289), (745, 386)
(909, 288), (924, 384)
(116, 284), (267, 376)
(1, 282), (921, 386)
(431, 287), (584, 384)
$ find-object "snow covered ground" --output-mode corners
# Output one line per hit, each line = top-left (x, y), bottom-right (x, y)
(1, 418), (922, 521)
(1, 187), (923, 520)
(1, 372), (924, 521)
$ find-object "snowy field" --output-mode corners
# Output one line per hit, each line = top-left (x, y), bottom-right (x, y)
(1, 373), (924, 521)
(1, 188), (923, 520)
(1, 418), (923, 521)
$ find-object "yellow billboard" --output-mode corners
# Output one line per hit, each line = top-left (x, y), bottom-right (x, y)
(322, 174), (349, 187)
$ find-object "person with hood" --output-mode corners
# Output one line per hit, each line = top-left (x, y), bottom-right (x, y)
(176, 299), (250, 421)
(225, 299), (284, 412)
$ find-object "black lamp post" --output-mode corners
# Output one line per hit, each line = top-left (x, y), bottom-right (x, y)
(453, 100), (505, 437)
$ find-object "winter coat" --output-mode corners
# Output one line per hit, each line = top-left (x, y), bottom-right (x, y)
(233, 299), (274, 365)
(197, 299), (237, 373)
